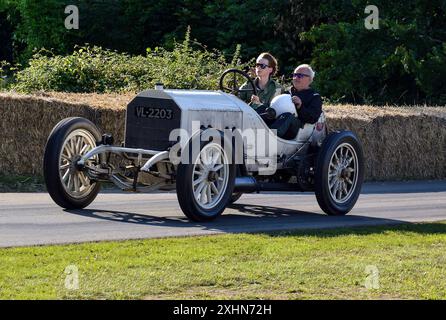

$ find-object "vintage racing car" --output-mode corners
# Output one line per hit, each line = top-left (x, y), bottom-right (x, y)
(43, 69), (364, 221)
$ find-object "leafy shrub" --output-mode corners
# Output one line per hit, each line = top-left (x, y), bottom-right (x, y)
(301, 0), (446, 105)
(0, 60), (17, 90)
(10, 29), (250, 93)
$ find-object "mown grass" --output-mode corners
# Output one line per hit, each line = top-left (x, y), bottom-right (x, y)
(1, 222), (446, 300)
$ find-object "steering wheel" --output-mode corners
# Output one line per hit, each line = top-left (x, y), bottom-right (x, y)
(219, 68), (258, 98)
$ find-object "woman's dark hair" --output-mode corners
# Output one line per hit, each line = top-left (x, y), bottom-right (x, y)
(258, 52), (278, 75)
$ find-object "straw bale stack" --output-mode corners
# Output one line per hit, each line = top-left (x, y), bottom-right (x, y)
(1, 92), (445, 180)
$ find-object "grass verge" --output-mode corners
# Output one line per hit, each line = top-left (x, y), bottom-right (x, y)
(0, 174), (119, 192)
(1, 222), (446, 299)
(0, 174), (45, 192)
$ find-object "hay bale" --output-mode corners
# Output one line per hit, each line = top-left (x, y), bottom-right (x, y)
(0, 93), (101, 175)
(327, 112), (446, 180)
(0, 92), (445, 181)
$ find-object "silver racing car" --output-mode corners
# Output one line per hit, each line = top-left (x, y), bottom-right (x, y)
(44, 69), (364, 221)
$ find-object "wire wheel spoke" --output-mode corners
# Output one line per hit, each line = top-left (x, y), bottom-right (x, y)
(200, 183), (209, 204)
(193, 175), (206, 186)
(78, 172), (90, 189)
(73, 174), (80, 192)
(212, 164), (224, 172)
(194, 181), (207, 199)
(329, 175), (337, 189)
(328, 143), (358, 204)
(59, 129), (97, 198)
(336, 183), (342, 199)
(80, 143), (90, 155)
(207, 183), (212, 203)
(69, 139), (76, 156)
(342, 181), (348, 196)
(59, 162), (70, 170)
(60, 153), (71, 163)
(67, 174), (73, 190)
(64, 145), (73, 158)
(74, 137), (81, 154)
(334, 151), (340, 163)
(211, 149), (221, 165)
(192, 143), (229, 210)
(210, 182), (219, 194)
(61, 169), (70, 182)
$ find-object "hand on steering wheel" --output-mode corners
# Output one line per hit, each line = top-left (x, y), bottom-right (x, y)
(250, 95), (261, 104)
(219, 69), (258, 98)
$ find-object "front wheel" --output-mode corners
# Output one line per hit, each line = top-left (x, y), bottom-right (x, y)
(314, 131), (364, 215)
(43, 117), (102, 209)
(176, 136), (236, 222)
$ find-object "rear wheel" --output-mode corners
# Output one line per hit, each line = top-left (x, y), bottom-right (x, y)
(314, 131), (364, 215)
(44, 117), (102, 209)
(176, 137), (236, 221)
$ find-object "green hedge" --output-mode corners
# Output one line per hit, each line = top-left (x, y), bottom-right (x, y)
(11, 30), (250, 93)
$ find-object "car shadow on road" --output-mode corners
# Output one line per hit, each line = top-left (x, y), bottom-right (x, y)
(63, 201), (412, 236)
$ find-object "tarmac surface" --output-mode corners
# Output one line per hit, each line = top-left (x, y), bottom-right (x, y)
(1, 180), (445, 247)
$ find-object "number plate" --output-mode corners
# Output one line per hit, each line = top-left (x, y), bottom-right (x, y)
(135, 106), (173, 120)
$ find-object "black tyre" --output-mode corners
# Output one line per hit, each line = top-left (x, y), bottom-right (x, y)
(44, 117), (102, 209)
(176, 132), (236, 221)
(228, 165), (244, 204)
(229, 192), (243, 204)
(314, 131), (364, 215)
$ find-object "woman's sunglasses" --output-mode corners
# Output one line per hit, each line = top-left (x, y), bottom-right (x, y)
(292, 73), (310, 79)
(255, 63), (270, 69)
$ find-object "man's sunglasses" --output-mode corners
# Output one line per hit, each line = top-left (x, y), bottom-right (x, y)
(292, 73), (310, 79)
(255, 63), (269, 69)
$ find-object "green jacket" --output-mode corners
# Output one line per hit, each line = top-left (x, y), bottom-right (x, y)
(239, 78), (284, 110)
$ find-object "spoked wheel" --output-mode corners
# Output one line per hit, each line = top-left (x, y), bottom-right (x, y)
(315, 131), (364, 215)
(176, 134), (236, 221)
(219, 68), (257, 98)
(44, 117), (102, 209)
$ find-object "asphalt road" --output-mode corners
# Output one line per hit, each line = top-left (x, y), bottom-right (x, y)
(1, 180), (445, 247)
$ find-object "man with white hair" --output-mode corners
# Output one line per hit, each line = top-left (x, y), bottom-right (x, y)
(289, 64), (322, 125)
(256, 64), (322, 140)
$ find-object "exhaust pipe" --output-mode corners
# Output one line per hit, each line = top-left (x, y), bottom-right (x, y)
(234, 176), (302, 193)
(233, 176), (257, 192)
